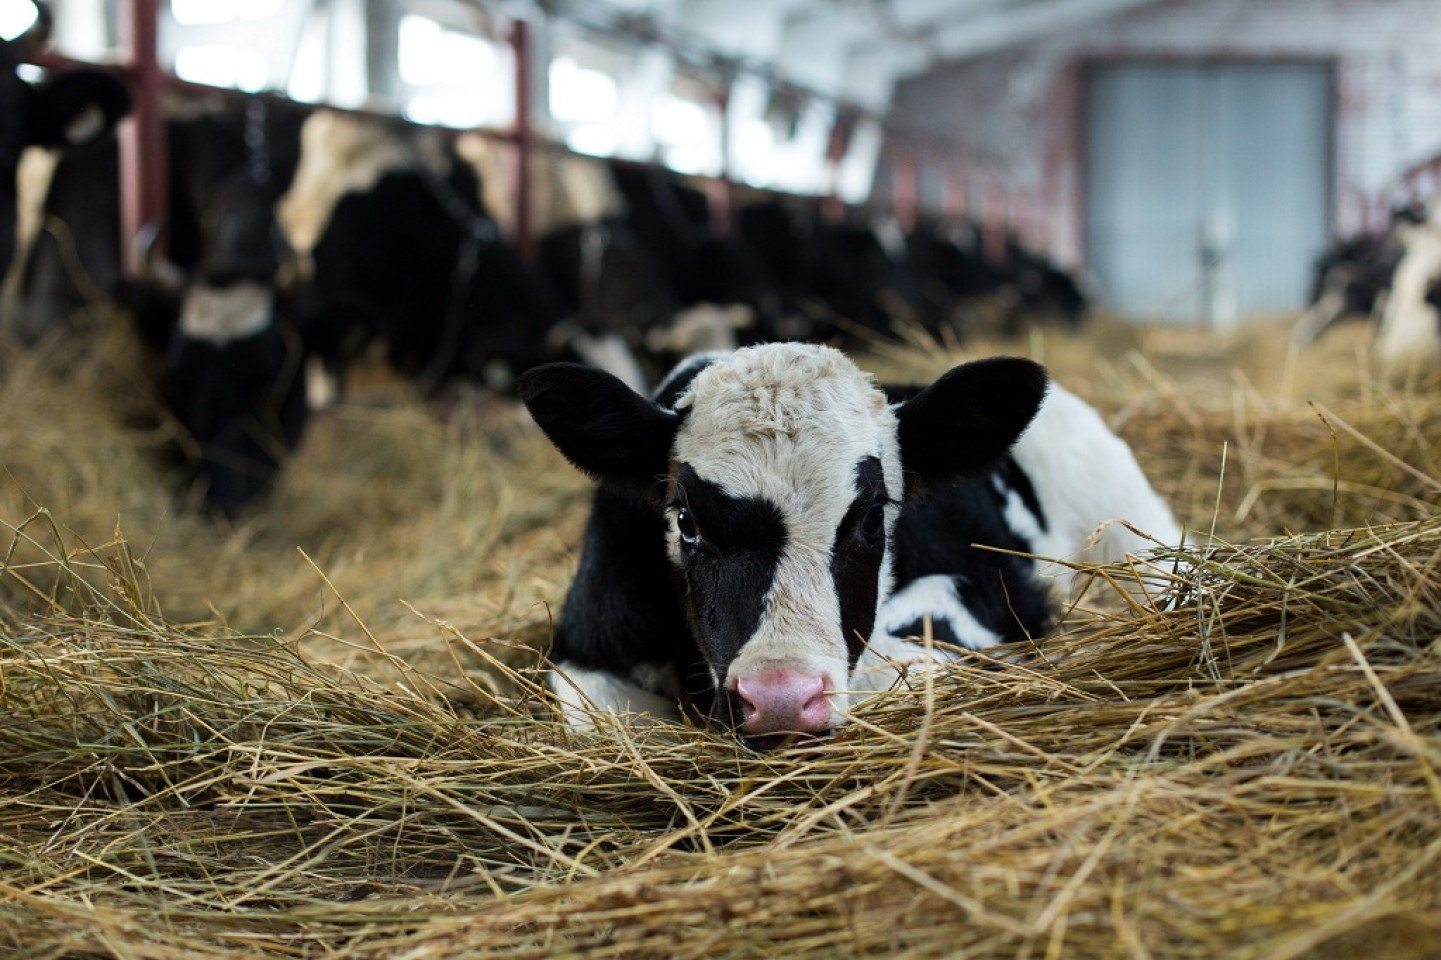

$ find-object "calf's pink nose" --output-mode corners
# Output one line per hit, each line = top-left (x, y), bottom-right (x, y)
(735, 669), (832, 734)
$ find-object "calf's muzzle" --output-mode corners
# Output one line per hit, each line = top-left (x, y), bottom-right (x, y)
(733, 665), (834, 736)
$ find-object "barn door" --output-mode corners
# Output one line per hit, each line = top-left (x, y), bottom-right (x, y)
(1086, 63), (1330, 325)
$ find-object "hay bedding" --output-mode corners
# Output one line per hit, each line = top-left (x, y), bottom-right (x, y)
(2, 317), (1440, 957)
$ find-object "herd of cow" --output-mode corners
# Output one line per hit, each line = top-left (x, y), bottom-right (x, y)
(2, 27), (1089, 515)
(1294, 198), (1441, 366)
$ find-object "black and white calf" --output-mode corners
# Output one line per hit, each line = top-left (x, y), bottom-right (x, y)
(1, 4), (128, 294)
(520, 344), (1181, 743)
(1375, 208), (1441, 368)
(151, 171), (308, 514)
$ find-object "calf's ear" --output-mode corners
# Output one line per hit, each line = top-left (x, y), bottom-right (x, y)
(519, 363), (678, 494)
(895, 357), (1048, 489)
(24, 69), (131, 148)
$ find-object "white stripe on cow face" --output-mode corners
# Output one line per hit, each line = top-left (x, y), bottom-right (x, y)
(666, 345), (903, 716)
(179, 281), (273, 345)
(277, 109), (448, 257)
(1377, 223), (1441, 368)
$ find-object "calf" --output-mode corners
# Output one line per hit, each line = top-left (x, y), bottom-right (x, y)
(282, 110), (563, 395)
(1, 6), (128, 302)
(520, 344), (1181, 744)
(1375, 211), (1441, 369)
(148, 172), (308, 514)
(1292, 233), (1404, 348)
(13, 95), (307, 344)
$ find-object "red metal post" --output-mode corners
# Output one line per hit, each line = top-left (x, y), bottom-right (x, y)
(821, 114), (851, 224)
(120, 0), (167, 273)
(708, 84), (733, 237)
(983, 179), (1008, 264)
(890, 143), (918, 231)
(942, 163), (968, 221)
(510, 17), (535, 263)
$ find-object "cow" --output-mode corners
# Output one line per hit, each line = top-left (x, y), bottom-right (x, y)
(607, 162), (779, 327)
(906, 220), (1090, 338)
(1375, 209), (1441, 369)
(280, 110), (566, 397)
(1292, 200), (1441, 367)
(1289, 205), (1426, 349)
(732, 200), (937, 344)
(1, 3), (128, 309)
(520, 343), (1182, 746)
(147, 170), (309, 515)
(10, 94), (309, 344)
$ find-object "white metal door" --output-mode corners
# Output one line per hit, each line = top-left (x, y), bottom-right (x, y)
(1086, 63), (1330, 325)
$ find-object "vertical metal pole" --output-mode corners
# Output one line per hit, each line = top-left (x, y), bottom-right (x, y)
(510, 17), (534, 263)
(890, 144), (918, 231)
(120, 0), (167, 273)
(983, 179), (1008, 264)
(942, 163), (967, 221)
(821, 115), (850, 224)
(708, 85), (733, 237)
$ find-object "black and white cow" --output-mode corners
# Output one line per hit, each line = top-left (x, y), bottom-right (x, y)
(1, 4), (128, 300)
(11, 95), (308, 344)
(520, 343), (1181, 744)
(153, 171), (308, 515)
(1291, 234), (1401, 348)
(1291, 200), (1441, 368)
(280, 109), (565, 396)
(1374, 208), (1441, 368)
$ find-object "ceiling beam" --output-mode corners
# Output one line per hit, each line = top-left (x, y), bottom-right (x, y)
(886, 0), (1024, 33)
(927, 0), (1173, 62)
(670, 0), (809, 60)
(772, 3), (888, 95)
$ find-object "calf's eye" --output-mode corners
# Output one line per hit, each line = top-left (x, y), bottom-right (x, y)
(676, 506), (702, 546)
(861, 503), (886, 540)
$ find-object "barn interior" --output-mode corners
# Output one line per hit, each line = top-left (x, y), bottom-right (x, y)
(3, 1), (1440, 957)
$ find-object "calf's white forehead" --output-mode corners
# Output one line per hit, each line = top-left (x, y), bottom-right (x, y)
(672, 344), (900, 518)
(668, 345), (903, 700)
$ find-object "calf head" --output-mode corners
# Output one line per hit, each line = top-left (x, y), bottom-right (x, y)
(145, 173), (304, 515)
(1, 10), (128, 279)
(521, 344), (1047, 740)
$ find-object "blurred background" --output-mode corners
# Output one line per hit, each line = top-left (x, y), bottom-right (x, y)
(12, 0), (1441, 326)
(4, 0), (1441, 528)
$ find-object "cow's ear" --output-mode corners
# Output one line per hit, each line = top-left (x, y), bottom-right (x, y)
(23, 69), (130, 148)
(519, 363), (678, 494)
(895, 357), (1048, 490)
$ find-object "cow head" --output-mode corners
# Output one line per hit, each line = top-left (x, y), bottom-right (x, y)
(521, 344), (1047, 740)
(2, 5), (128, 279)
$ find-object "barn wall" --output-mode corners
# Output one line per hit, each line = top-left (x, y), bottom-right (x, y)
(889, 0), (1441, 266)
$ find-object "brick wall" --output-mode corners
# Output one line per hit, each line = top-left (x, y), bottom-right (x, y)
(889, 0), (1441, 264)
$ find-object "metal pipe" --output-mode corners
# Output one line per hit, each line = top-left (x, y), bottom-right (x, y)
(889, 142), (918, 230)
(511, 16), (534, 262)
(708, 83), (733, 236)
(943, 162), (968, 220)
(120, 0), (166, 274)
(821, 114), (851, 223)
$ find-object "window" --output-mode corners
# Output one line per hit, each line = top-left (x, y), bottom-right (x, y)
(398, 14), (514, 129)
(731, 83), (833, 195)
(162, 0), (309, 97)
(835, 119), (883, 205)
(652, 72), (722, 177)
(548, 28), (654, 160)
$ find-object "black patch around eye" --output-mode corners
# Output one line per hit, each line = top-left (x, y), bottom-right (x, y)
(860, 502), (885, 540)
(832, 455), (888, 667)
(676, 464), (786, 556)
(673, 463), (787, 707)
